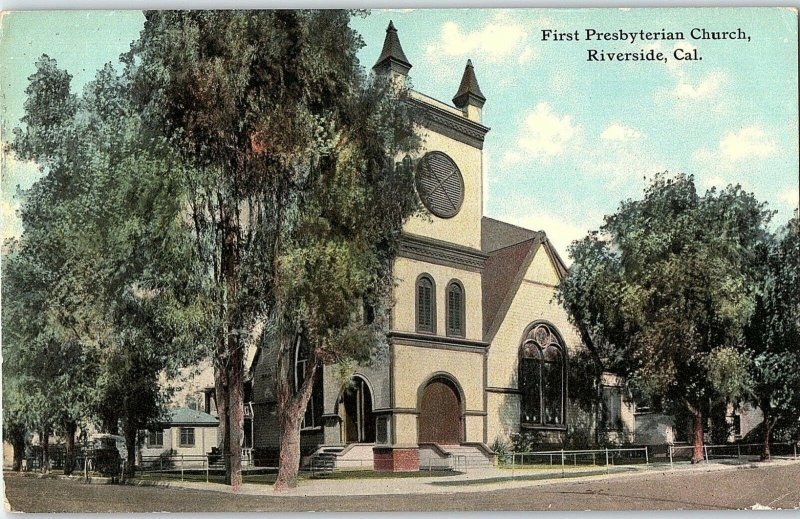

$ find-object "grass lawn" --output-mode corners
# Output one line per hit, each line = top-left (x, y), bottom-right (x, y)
(133, 468), (462, 486)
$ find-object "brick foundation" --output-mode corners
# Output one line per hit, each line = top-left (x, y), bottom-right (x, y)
(373, 447), (419, 472)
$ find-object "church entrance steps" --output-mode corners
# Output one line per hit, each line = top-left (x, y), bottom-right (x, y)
(305, 444), (375, 471)
(419, 443), (495, 470)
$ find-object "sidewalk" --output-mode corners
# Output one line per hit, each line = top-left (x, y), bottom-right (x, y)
(129, 457), (800, 497)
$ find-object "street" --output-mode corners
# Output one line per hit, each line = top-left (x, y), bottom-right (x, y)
(4, 462), (800, 512)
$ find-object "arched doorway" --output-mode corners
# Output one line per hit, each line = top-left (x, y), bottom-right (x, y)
(418, 377), (463, 445)
(339, 376), (375, 444)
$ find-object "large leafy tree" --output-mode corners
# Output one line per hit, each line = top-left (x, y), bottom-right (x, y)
(558, 173), (769, 462)
(6, 56), (207, 475)
(268, 77), (419, 491)
(744, 216), (800, 459)
(126, 10), (419, 490)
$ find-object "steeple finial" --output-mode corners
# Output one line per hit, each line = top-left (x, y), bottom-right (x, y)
(373, 20), (412, 76)
(452, 59), (486, 109)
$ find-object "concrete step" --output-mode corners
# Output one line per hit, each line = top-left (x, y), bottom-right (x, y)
(443, 445), (495, 468)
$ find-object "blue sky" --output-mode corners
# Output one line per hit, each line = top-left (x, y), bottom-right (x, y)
(2, 8), (798, 258)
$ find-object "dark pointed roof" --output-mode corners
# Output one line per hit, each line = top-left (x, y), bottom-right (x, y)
(453, 59), (486, 109)
(373, 20), (412, 75)
(481, 217), (569, 342)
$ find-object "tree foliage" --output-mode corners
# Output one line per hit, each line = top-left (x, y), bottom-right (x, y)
(4, 55), (208, 474)
(557, 173), (772, 460)
(743, 216), (800, 457)
(122, 10), (420, 490)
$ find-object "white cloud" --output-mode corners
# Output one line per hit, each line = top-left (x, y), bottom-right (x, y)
(0, 197), (21, 241)
(517, 46), (536, 64)
(426, 12), (531, 63)
(601, 123), (643, 142)
(693, 126), (778, 180)
(719, 126), (777, 160)
(653, 43), (729, 113)
(1, 154), (43, 241)
(509, 102), (579, 162)
(581, 148), (665, 192)
(670, 70), (728, 100)
(703, 175), (728, 190)
(500, 150), (524, 168)
(778, 187), (799, 209)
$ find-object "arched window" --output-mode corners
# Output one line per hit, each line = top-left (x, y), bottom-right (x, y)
(416, 274), (436, 334)
(446, 280), (465, 337)
(519, 323), (566, 427)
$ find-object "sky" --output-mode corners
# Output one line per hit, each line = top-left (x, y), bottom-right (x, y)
(1, 8), (798, 259)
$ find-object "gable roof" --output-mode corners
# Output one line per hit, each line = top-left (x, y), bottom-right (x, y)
(481, 217), (569, 342)
(168, 407), (219, 427)
(482, 217), (539, 252)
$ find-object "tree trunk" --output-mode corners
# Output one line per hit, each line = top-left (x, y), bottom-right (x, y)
(228, 340), (245, 492)
(40, 428), (50, 474)
(761, 406), (773, 461)
(274, 339), (318, 493)
(690, 407), (705, 464)
(12, 436), (25, 472)
(274, 411), (303, 491)
(63, 420), (77, 476)
(218, 207), (244, 491)
(214, 364), (230, 483)
(123, 422), (138, 479)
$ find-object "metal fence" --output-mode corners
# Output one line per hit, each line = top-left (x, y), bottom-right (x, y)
(501, 447), (650, 477)
(668, 442), (799, 468)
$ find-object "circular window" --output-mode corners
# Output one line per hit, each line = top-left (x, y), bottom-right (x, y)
(415, 151), (464, 219)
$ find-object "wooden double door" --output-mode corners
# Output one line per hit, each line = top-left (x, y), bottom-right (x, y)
(418, 378), (463, 445)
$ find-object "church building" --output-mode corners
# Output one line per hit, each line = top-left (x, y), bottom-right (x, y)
(248, 21), (636, 471)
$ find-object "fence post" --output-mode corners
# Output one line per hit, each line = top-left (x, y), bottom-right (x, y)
(206, 456), (209, 483)
(669, 445), (673, 469)
(794, 443), (797, 459)
(561, 449), (565, 477)
(181, 455), (184, 481)
(605, 448), (609, 474)
(645, 446), (649, 466)
(737, 444), (741, 464)
(703, 445), (708, 463)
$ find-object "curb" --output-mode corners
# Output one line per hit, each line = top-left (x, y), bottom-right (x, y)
(15, 472), (115, 485)
(18, 457), (800, 497)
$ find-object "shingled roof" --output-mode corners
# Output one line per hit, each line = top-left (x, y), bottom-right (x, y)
(168, 407), (219, 427)
(481, 217), (568, 341)
(453, 59), (486, 109)
(373, 20), (412, 75)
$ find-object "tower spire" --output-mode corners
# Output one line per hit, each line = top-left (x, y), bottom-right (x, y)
(452, 59), (486, 109)
(373, 20), (412, 77)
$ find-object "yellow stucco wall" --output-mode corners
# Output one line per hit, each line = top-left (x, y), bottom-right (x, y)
(525, 246), (560, 286)
(393, 257), (483, 341)
(402, 127), (483, 250)
(392, 343), (485, 444)
(485, 248), (584, 443)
